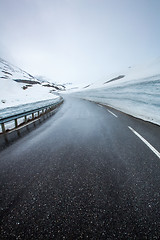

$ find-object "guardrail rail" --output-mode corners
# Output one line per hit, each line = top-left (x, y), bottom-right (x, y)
(0, 97), (63, 134)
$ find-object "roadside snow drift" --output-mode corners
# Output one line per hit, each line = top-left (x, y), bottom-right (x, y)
(71, 59), (160, 126)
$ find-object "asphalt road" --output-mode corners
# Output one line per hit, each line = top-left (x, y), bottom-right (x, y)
(0, 97), (160, 239)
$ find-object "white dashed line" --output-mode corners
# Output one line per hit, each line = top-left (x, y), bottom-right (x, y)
(107, 110), (118, 118)
(128, 126), (160, 159)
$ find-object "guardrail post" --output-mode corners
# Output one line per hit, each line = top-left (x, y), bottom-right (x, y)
(32, 113), (34, 120)
(25, 115), (27, 123)
(1, 123), (5, 133)
(42, 109), (45, 119)
(15, 119), (18, 128)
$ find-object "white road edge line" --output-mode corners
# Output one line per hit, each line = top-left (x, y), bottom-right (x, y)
(108, 110), (118, 118)
(128, 126), (160, 159)
(98, 104), (103, 108)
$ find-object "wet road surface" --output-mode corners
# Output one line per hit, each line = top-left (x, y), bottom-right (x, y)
(0, 97), (160, 239)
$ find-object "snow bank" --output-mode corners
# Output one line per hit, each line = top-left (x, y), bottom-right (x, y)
(0, 78), (58, 109)
(71, 59), (160, 126)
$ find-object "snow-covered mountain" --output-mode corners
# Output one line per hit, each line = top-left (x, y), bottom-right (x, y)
(0, 58), (64, 109)
(35, 75), (65, 91)
(0, 58), (65, 90)
(0, 58), (41, 85)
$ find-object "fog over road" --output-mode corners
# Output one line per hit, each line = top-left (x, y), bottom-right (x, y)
(0, 97), (160, 239)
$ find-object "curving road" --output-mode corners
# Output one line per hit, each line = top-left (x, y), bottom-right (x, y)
(0, 97), (160, 239)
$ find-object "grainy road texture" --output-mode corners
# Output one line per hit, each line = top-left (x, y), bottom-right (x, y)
(0, 97), (160, 239)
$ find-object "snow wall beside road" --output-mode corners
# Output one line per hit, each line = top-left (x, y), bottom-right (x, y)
(72, 74), (160, 126)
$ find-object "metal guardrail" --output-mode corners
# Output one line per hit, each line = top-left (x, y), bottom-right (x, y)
(0, 97), (63, 133)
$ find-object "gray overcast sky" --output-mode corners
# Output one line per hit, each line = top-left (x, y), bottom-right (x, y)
(0, 0), (160, 85)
